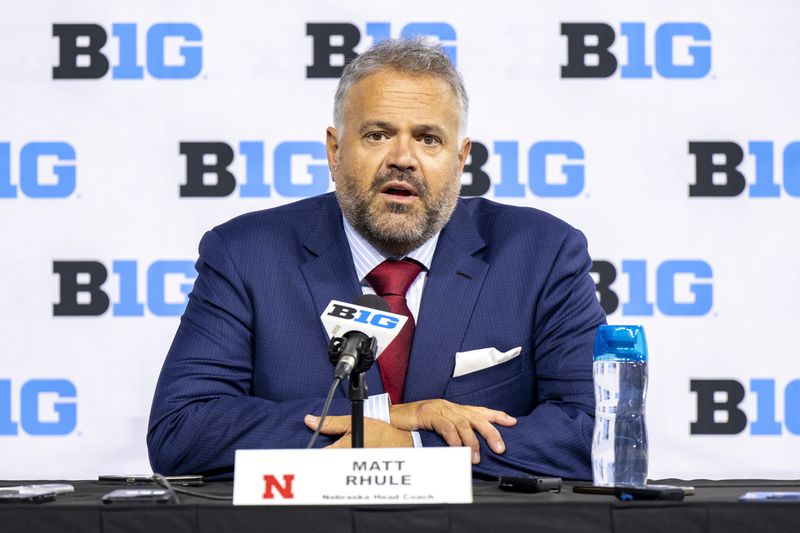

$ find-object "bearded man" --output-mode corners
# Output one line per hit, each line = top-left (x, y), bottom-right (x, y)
(148, 39), (606, 480)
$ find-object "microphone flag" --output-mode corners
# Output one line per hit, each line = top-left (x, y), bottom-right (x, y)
(319, 300), (407, 359)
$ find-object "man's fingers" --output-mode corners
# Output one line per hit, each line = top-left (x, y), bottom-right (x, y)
(431, 419), (464, 448)
(464, 405), (517, 427)
(452, 418), (481, 463)
(304, 414), (350, 435)
(432, 417), (481, 464)
(455, 407), (507, 454)
(390, 400), (513, 462)
(469, 415), (506, 454)
(442, 407), (507, 456)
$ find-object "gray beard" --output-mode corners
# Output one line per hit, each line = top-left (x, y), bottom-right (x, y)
(335, 167), (460, 257)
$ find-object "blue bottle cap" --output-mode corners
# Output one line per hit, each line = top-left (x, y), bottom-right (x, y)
(593, 325), (647, 362)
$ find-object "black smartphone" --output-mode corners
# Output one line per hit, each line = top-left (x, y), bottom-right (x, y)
(498, 476), (562, 493)
(0, 490), (57, 504)
(98, 475), (204, 487)
(573, 484), (694, 498)
(614, 485), (685, 501)
(102, 489), (173, 504)
(646, 484), (695, 496)
(572, 484), (616, 495)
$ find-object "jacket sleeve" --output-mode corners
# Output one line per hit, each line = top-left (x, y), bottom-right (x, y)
(419, 228), (606, 480)
(146, 229), (350, 477)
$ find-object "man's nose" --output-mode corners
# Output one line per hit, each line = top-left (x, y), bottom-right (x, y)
(385, 136), (418, 172)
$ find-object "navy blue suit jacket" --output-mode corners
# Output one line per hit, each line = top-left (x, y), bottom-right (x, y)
(147, 193), (606, 479)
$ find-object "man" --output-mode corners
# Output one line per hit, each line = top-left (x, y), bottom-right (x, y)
(148, 39), (605, 480)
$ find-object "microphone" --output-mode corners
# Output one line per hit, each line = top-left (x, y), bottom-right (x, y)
(331, 295), (390, 379)
(319, 296), (406, 380)
(331, 331), (374, 380)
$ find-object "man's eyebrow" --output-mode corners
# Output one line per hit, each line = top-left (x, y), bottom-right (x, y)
(358, 120), (395, 133)
(412, 124), (447, 136)
(357, 121), (449, 140)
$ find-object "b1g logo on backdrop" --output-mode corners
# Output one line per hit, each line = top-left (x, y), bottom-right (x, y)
(178, 140), (584, 199)
(0, 379), (77, 436)
(591, 259), (713, 316)
(689, 141), (800, 197)
(691, 379), (800, 436)
(53, 260), (196, 317)
(52, 23), (202, 79)
(0, 142), (76, 198)
(306, 22), (457, 78)
(179, 141), (332, 198)
(462, 140), (584, 198)
(561, 22), (711, 79)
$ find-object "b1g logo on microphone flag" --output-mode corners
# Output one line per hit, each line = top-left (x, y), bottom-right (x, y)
(320, 301), (407, 358)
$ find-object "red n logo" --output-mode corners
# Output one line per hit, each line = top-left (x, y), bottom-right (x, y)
(262, 474), (295, 499)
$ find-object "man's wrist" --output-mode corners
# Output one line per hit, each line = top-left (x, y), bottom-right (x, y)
(365, 392), (391, 423)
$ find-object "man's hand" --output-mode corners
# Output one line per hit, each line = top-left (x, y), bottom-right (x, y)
(304, 415), (413, 448)
(390, 400), (517, 464)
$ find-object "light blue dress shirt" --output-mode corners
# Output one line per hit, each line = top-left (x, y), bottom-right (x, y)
(342, 215), (440, 447)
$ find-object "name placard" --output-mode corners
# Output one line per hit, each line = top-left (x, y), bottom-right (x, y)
(233, 447), (472, 505)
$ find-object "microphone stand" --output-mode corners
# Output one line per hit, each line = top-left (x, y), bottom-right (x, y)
(348, 371), (367, 448)
(329, 332), (377, 449)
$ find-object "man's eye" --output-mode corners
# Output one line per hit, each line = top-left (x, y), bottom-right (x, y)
(367, 132), (386, 141)
(421, 135), (440, 145)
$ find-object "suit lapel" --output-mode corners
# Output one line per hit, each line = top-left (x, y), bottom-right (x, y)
(299, 194), (385, 397)
(404, 201), (489, 402)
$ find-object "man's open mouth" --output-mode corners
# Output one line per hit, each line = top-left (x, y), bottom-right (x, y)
(381, 182), (418, 198)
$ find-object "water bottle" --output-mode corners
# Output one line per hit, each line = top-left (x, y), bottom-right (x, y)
(591, 325), (648, 487)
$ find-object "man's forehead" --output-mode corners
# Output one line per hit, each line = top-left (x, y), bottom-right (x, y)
(348, 69), (458, 106)
(344, 69), (460, 125)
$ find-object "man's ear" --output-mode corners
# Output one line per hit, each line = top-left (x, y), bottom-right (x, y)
(326, 127), (339, 181)
(457, 137), (472, 174)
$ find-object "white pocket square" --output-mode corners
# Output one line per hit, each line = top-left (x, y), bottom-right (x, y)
(453, 346), (522, 378)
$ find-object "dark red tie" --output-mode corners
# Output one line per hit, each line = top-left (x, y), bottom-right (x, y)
(366, 259), (423, 405)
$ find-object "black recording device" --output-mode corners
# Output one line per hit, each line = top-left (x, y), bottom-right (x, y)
(498, 476), (562, 493)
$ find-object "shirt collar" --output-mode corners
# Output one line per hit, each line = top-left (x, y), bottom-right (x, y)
(342, 215), (439, 282)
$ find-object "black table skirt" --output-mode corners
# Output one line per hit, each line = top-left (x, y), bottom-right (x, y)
(2, 479), (799, 533)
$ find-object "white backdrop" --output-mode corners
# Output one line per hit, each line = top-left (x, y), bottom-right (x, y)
(2, 0), (798, 479)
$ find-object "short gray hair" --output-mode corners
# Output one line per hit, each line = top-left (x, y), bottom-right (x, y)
(333, 38), (469, 140)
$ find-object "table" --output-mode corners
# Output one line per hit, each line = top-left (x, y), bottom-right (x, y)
(2, 479), (799, 533)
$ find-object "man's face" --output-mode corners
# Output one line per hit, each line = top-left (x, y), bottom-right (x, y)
(326, 69), (471, 256)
